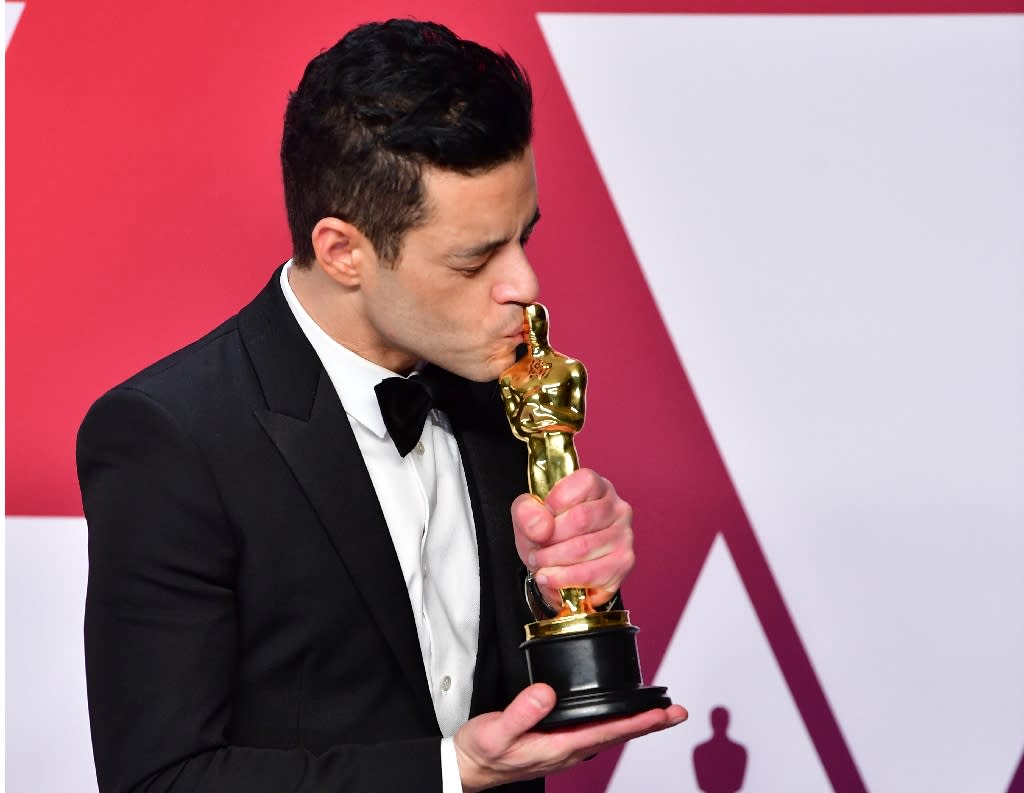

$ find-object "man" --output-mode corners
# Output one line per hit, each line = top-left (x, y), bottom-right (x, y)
(78, 19), (686, 793)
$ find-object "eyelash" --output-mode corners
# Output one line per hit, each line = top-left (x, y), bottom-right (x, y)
(459, 232), (534, 276)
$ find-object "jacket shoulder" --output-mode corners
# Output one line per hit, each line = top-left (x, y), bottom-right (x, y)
(119, 315), (242, 395)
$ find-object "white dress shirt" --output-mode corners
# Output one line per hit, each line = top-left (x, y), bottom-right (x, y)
(281, 262), (479, 792)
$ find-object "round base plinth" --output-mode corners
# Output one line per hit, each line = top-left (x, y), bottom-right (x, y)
(520, 618), (672, 731)
(536, 685), (671, 730)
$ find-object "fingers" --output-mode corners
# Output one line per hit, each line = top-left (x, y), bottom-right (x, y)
(546, 495), (620, 547)
(533, 473), (635, 602)
(527, 522), (627, 571)
(546, 471), (630, 546)
(534, 553), (634, 605)
(544, 468), (609, 516)
(513, 469), (636, 605)
(513, 470), (622, 550)
(557, 704), (689, 757)
(511, 493), (554, 551)
(529, 523), (634, 604)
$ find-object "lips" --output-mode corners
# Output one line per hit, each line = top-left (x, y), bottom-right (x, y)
(502, 324), (525, 342)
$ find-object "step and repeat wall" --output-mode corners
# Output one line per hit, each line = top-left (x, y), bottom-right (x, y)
(6, 2), (1023, 791)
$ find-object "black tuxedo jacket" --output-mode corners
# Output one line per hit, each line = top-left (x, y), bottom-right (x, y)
(78, 269), (541, 793)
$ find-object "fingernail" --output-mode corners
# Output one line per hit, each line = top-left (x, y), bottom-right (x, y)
(535, 572), (548, 586)
(528, 686), (554, 710)
(527, 551), (537, 568)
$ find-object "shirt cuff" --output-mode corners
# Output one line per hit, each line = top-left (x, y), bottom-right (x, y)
(441, 736), (462, 793)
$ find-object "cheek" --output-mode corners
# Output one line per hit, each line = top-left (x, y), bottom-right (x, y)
(437, 285), (493, 331)
(395, 274), (500, 354)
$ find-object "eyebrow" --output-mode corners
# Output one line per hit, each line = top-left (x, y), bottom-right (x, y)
(452, 207), (542, 260)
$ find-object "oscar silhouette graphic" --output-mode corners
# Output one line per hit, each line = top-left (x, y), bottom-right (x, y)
(693, 707), (748, 793)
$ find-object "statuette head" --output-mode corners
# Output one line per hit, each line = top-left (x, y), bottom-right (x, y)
(524, 302), (549, 349)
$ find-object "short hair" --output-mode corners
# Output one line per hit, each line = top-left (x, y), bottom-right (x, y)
(281, 19), (533, 266)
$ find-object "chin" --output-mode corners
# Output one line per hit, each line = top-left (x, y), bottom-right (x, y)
(463, 356), (515, 383)
(444, 343), (519, 383)
(469, 363), (507, 383)
(493, 349), (522, 378)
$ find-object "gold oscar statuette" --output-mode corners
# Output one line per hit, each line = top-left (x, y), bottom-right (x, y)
(499, 303), (671, 728)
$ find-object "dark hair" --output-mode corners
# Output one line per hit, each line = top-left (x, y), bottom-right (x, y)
(281, 19), (533, 265)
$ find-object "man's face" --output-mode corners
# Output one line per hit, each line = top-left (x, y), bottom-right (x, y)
(356, 147), (541, 382)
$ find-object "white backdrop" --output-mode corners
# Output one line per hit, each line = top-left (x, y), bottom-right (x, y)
(540, 13), (1024, 793)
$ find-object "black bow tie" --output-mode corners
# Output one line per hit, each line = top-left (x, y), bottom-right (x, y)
(374, 375), (434, 457)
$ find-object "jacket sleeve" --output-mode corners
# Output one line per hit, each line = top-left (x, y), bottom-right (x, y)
(78, 386), (443, 793)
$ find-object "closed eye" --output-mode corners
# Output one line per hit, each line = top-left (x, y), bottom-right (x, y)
(449, 207), (540, 271)
(520, 209), (541, 246)
(455, 257), (489, 276)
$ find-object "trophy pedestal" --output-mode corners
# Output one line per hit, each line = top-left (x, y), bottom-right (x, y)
(521, 612), (671, 730)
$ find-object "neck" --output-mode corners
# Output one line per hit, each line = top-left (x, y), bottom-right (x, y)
(288, 262), (418, 374)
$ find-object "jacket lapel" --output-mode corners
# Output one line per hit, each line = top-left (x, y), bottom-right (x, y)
(432, 369), (533, 706)
(240, 269), (437, 730)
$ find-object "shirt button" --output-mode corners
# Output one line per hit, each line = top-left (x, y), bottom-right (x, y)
(440, 675), (451, 693)
(414, 441), (425, 455)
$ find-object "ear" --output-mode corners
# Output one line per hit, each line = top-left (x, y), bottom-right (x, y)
(310, 217), (377, 287)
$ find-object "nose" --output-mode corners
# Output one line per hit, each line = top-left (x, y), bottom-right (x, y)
(491, 245), (539, 306)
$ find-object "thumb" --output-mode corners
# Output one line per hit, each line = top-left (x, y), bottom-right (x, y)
(489, 684), (556, 751)
(512, 494), (554, 546)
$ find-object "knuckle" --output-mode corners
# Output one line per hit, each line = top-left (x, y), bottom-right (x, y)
(581, 468), (603, 493)
(562, 502), (593, 538)
(622, 549), (636, 573)
(581, 501), (603, 530)
(562, 506), (585, 537)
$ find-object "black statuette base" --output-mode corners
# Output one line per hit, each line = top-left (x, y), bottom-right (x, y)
(520, 622), (672, 730)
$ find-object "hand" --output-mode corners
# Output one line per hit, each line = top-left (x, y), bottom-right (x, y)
(512, 468), (634, 608)
(454, 684), (688, 792)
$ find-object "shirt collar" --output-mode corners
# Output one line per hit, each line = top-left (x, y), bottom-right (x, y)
(279, 260), (407, 440)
